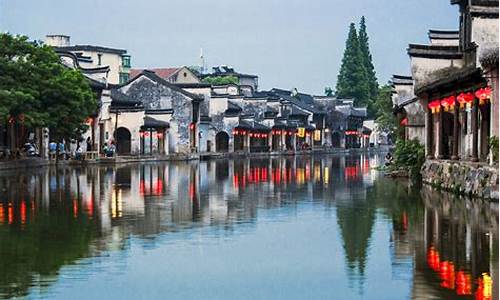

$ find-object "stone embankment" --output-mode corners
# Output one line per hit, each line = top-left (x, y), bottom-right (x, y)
(0, 147), (386, 172)
(421, 159), (499, 200)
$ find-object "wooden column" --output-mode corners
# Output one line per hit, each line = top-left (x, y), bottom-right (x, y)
(149, 129), (153, 155)
(471, 98), (479, 162)
(451, 98), (460, 160)
(437, 109), (444, 159)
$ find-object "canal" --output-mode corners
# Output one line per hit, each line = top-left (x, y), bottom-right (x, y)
(0, 154), (497, 299)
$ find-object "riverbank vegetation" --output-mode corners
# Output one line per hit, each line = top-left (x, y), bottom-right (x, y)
(0, 33), (97, 144)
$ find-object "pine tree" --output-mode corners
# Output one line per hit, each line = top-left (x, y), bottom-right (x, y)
(358, 16), (379, 115)
(335, 23), (369, 107)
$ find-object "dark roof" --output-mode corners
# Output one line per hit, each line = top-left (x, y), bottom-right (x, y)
(392, 75), (413, 86)
(398, 97), (419, 108)
(415, 66), (486, 96)
(451, 0), (498, 6)
(269, 89), (321, 114)
(143, 116), (170, 129)
(207, 66), (258, 79)
(56, 50), (110, 74)
(55, 45), (127, 55)
(288, 106), (310, 117)
(225, 101), (243, 116)
(110, 89), (142, 106)
(428, 29), (459, 40)
(235, 119), (253, 129)
(271, 88), (315, 104)
(122, 70), (204, 101)
(480, 48), (499, 67)
(407, 44), (463, 59)
(174, 83), (212, 88)
(252, 122), (271, 131)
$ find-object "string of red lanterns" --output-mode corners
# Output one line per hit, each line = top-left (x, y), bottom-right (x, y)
(429, 86), (491, 114)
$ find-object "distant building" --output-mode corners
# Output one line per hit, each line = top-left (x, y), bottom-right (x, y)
(391, 75), (425, 144)
(46, 34), (131, 85)
(202, 66), (259, 91)
(129, 66), (201, 84)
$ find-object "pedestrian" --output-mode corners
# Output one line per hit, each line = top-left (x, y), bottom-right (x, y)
(58, 141), (66, 160)
(75, 145), (83, 160)
(108, 141), (116, 157)
(86, 137), (92, 152)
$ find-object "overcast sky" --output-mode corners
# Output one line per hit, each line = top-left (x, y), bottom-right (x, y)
(1, 0), (458, 94)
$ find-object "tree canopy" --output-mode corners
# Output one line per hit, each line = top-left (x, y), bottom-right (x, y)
(335, 23), (369, 107)
(358, 16), (378, 103)
(373, 85), (396, 133)
(0, 33), (97, 142)
(202, 75), (239, 85)
(335, 18), (378, 116)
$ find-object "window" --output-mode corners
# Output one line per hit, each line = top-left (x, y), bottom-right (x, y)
(122, 55), (131, 68)
(97, 53), (102, 66)
(183, 72), (187, 77)
(119, 72), (129, 84)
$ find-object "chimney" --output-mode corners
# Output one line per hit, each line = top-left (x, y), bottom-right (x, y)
(45, 34), (70, 47)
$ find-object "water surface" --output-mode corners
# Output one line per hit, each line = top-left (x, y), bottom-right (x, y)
(0, 154), (497, 299)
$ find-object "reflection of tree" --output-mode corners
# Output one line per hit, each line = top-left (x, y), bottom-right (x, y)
(0, 201), (97, 298)
(336, 198), (375, 292)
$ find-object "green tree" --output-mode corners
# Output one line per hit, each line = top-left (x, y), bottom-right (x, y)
(358, 16), (378, 112)
(335, 23), (369, 107)
(202, 75), (239, 85)
(373, 85), (396, 133)
(324, 87), (334, 97)
(0, 33), (97, 147)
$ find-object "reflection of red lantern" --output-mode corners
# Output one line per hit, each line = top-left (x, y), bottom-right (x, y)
(157, 132), (163, 139)
(456, 271), (472, 295)
(427, 247), (440, 272)
(439, 261), (455, 289)
(144, 131), (150, 137)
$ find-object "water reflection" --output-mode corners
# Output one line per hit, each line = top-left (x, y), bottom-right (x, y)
(0, 154), (496, 300)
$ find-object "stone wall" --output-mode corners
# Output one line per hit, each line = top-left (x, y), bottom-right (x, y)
(421, 159), (499, 200)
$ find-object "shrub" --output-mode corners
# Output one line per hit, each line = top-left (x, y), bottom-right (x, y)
(392, 139), (425, 176)
(489, 136), (499, 164)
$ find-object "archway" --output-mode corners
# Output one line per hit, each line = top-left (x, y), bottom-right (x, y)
(215, 132), (229, 152)
(115, 127), (131, 155)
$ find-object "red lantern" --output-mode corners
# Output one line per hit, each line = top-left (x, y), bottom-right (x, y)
(428, 100), (442, 113)
(233, 130), (238, 135)
(457, 92), (474, 108)
(440, 96), (455, 112)
(400, 118), (408, 126)
(157, 132), (163, 139)
(189, 123), (195, 130)
(475, 87), (492, 105)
